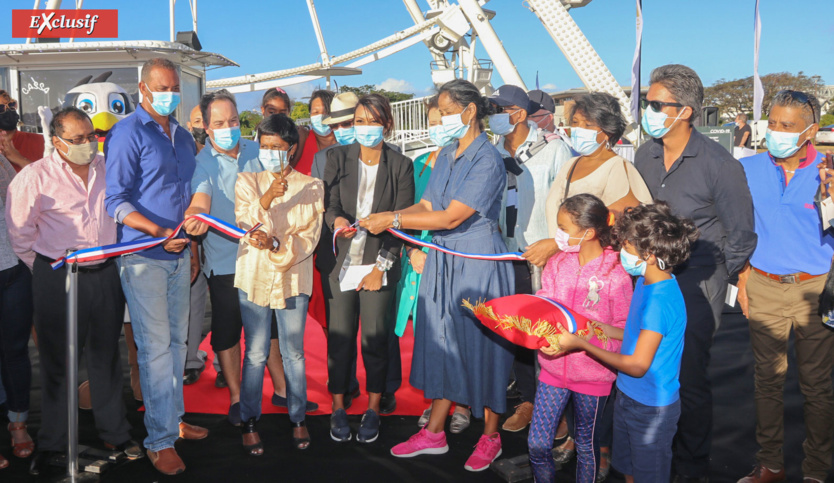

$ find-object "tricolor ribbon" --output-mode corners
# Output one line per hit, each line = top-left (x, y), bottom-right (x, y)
(332, 222), (525, 262)
(51, 213), (263, 270)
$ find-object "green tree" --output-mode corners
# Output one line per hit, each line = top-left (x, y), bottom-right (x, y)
(704, 72), (825, 119)
(821, 113), (834, 127)
(291, 101), (309, 121)
(339, 84), (414, 103)
(239, 110), (263, 139)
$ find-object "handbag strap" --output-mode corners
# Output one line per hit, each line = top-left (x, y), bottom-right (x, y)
(563, 158), (581, 201)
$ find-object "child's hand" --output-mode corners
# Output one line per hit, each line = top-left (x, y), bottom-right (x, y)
(555, 328), (584, 351)
(540, 342), (562, 356)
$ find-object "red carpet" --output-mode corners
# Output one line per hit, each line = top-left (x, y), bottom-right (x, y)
(182, 318), (430, 416)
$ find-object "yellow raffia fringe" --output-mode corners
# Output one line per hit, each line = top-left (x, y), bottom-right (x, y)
(462, 298), (566, 350)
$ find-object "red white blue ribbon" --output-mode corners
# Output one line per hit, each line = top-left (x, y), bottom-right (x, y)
(332, 221), (525, 262)
(51, 213), (262, 270)
(530, 294), (578, 333)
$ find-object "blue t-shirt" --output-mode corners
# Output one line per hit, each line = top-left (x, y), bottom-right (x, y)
(616, 275), (686, 407)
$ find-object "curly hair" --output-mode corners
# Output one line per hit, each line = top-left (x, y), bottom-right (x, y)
(614, 201), (699, 269)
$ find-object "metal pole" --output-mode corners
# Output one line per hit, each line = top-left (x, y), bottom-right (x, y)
(306, 0), (330, 67)
(169, 0), (176, 42)
(66, 251), (79, 481)
(529, 263), (542, 293)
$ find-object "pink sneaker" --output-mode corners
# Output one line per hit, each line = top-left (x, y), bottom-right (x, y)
(464, 432), (502, 472)
(390, 426), (449, 458)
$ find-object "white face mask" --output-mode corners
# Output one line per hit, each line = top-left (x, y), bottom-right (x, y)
(57, 136), (97, 166)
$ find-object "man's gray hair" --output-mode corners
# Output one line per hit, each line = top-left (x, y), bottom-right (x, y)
(200, 89), (238, 126)
(769, 90), (820, 126)
(650, 64), (703, 124)
(736, 112), (748, 122)
(141, 58), (178, 83)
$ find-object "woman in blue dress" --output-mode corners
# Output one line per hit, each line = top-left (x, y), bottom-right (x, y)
(360, 79), (515, 472)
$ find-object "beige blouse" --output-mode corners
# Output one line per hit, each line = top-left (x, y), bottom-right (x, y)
(234, 169), (324, 309)
(545, 155), (653, 237)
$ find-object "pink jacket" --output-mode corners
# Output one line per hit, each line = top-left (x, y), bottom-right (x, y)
(537, 248), (632, 396)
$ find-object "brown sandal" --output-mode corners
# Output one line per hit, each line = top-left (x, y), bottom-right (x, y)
(0, 452), (8, 469)
(9, 422), (34, 458)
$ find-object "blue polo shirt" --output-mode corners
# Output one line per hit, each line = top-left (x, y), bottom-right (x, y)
(617, 275), (686, 407)
(191, 139), (263, 277)
(104, 105), (197, 260)
(740, 147), (834, 276)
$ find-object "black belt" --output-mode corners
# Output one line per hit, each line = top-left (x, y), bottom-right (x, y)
(36, 253), (114, 272)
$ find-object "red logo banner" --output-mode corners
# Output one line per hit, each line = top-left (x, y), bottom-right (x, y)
(11, 9), (118, 38)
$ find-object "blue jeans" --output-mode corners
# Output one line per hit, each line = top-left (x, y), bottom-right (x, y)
(238, 292), (309, 423)
(119, 253), (190, 452)
(612, 391), (681, 482)
(0, 261), (33, 422)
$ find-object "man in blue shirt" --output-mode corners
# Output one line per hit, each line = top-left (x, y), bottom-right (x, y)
(736, 91), (833, 483)
(104, 58), (207, 476)
(183, 89), (263, 427)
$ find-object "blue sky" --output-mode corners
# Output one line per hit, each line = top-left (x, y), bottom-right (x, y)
(4, 0), (833, 110)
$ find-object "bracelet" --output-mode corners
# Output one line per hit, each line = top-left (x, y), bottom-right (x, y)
(375, 254), (394, 272)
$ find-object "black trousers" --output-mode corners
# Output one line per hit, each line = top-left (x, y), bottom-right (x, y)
(0, 261), (33, 415)
(672, 263), (728, 478)
(512, 261), (537, 403)
(32, 255), (131, 451)
(326, 276), (394, 395)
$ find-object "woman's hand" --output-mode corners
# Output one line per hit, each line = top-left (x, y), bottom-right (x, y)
(334, 217), (357, 239)
(260, 177), (288, 210)
(523, 238), (559, 268)
(247, 230), (271, 250)
(357, 267), (384, 292)
(360, 212), (395, 235)
(409, 249), (427, 274)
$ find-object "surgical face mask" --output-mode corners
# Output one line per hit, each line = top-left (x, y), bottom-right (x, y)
(641, 105), (686, 139)
(57, 137), (97, 166)
(570, 126), (603, 156)
(211, 126), (241, 151)
(310, 114), (332, 136)
(488, 110), (519, 136)
(530, 111), (554, 132)
(147, 91), (181, 117)
(355, 125), (384, 147)
(429, 125), (454, 147)
(334, 126), (356, 145)
(0, 109), (20, 131)
(766, 125), (812, 159)
(259, 148), (289, 173)
(441, 106), (472, 140)
(554, 228), (588, 253)
(191, 127), (207, 145)
(619, 248), (647, 277)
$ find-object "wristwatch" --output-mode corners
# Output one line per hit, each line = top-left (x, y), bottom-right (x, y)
(375, 254), (394, 272)
(392, 212), (402, 230)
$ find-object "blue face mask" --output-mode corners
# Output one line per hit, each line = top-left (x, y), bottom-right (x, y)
(488, 111), (519, 136)
(766, 125), (811, 159)
(334, 126), (356, 145)
(619, 248), (647, 277)
(570, 126), (603, 155)
(441, 107), (472, 141)
(355, 125), (384, 147)
(310, 114), (332, 136)
(211, 126), (241, 151)
(641, 104), (686, 139)
(259, 148), (289, 173)
(148, 91), (181, 117)
(429, 125), (454, 147)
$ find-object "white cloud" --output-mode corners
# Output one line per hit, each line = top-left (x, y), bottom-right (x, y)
(541, 83), (558, 92)
(376, 78), (416, 94)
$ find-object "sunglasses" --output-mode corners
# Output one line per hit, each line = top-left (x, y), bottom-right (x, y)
(776, 90), (818, 123)
(58, 134), (98, 145)
(493, 105), (523, 115)
(640, 97), (683, 113)
(0, 101), (18, 113)
(330, 120), (354, 129)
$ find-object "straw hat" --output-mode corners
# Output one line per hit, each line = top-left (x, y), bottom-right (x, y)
(322, 92), (359, 125)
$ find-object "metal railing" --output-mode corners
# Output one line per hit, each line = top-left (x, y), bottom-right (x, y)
(388, 95), (431, 150)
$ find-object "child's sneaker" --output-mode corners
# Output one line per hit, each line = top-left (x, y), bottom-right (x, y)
(464, 432), (502, 472)
(390, 426), (449, 457)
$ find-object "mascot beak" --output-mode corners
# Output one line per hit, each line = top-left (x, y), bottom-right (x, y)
(91, 111), (120, 136)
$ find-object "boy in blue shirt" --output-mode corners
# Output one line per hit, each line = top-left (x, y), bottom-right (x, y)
(558, 202), (698, 482)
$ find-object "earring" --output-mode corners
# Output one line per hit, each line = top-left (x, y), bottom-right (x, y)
(605, 139), (611, 150)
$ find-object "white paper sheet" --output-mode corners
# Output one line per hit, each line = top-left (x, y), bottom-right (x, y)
(339, 264), (388, 292)
(725, 283), (739, 308)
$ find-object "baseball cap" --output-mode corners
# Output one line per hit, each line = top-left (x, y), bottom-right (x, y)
(527, 89), (555, 114)
(488, 85), (532, 114)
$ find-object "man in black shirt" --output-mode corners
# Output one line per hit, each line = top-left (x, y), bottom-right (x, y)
(634, 64), (757, 482)
(734, 113), (753, 148)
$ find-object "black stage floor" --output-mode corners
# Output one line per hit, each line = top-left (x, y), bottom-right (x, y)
(1, 309), (832, 482)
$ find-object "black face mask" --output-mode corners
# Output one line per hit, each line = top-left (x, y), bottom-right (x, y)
(0, 110), (19, 131)
(191, 127), (207, 145)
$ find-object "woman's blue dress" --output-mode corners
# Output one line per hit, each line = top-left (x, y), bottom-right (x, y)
(410, 132), (516, 418)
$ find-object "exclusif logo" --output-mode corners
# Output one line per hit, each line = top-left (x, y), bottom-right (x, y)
(11, 9), (118, 38)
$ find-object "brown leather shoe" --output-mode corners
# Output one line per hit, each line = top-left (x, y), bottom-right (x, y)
(502, 401), (534, 432)
(737, 465), (785, 483)
(147, 448), (185, 475)
(178, 422), (209, 440)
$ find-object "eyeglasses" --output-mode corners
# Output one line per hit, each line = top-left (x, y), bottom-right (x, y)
(640, 97), (683, 113)
(330, 120), (354, 129)
(493, 106), (522, 115)
(775, 90), (818, 124)
(0, 101), (18, 113)
(58, 134), (98, 145)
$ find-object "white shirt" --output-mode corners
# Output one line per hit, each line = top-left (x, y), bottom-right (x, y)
(345, 159), (379, 266)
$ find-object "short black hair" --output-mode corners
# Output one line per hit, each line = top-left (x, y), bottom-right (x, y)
(257, 114), (299, 147)
(50, 106), (92, 138)
(141, 58), (178, 83)
(615, 201), (699, 269)
(560, 193), (615, 249)
(308, 90), (335, 115)
(571, 92), (627, 145)
(262, 87), (291, 110)
(356, 93), (394, 135)
(199, 89), (237, 127)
